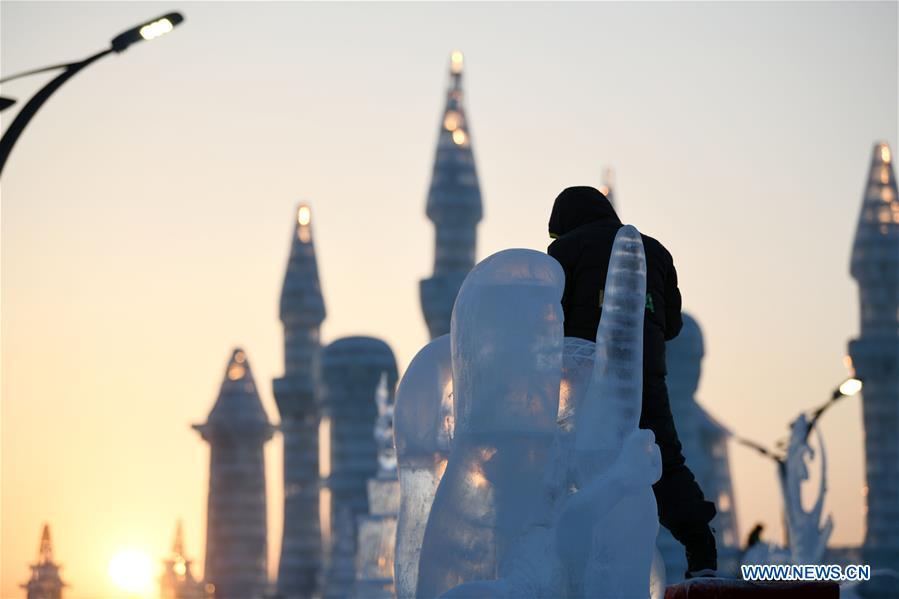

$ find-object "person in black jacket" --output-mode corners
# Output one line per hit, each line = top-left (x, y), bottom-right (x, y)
(548, 186), (718, 578)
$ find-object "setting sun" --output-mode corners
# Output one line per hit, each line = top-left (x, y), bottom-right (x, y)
(108, 549), (154, 595)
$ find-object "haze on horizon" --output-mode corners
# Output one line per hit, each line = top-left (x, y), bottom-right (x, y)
(2, 2), (896, 597)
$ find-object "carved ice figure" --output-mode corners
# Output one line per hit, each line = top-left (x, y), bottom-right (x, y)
(783, 415), (832, 565)
(394, 335), (454, 599)
(563, 225), (661, 598)
(354, 372), (402, 599)
(409, 228), (660, 599)
(415, 249), (565, 598)
(741, 415), (832, 569)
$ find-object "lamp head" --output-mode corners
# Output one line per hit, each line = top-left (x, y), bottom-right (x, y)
(838, 377), (863, 397)
(111, 12), (184, 53)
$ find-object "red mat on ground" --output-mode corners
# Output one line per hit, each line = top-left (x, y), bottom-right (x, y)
(665, 578), (840, 599)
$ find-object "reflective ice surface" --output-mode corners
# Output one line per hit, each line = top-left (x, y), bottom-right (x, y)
(416, 250), (564, 598)
(394, 335), (454, 599)
(404, 229), (661, 598)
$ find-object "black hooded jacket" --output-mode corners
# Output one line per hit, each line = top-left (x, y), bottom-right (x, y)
(548, 186), (683, 377)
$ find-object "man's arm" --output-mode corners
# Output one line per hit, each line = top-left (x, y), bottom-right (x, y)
(663, 248), (683, 341)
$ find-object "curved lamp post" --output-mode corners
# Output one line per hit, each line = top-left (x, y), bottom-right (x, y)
(735, 375), (864, 470)
(0, 12), (184, 177)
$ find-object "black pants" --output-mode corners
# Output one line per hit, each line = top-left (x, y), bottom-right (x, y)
(640, 375), (718, 567)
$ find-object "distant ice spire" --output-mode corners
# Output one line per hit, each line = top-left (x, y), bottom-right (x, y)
(22, 524), (66, 599)
(160, 520), (208, 599)
(599, 167), (616, 209)
(172, 520), (185, 557)
(420, 51), (483, 339)
(275, 201), (328, 598)
(39, 524), (53, 564)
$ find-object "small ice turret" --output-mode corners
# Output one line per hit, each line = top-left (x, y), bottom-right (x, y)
(274, 203), (327, 598)
(420, 51), (484, 339)
(159, 521), (209, 599)
(21, 524), (66, 599)
(317, 337), (399, 599)
(194, 349), (274, 599)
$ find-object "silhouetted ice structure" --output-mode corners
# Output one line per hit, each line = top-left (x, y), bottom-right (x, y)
(402, 226), (661, 598)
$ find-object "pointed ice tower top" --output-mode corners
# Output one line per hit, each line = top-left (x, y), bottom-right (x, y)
(851, 142), (899, 272)
(851, 141), (899, 338)
(280, 202), (326, 329)
(38, 524), (54, 564)
(425, 50), (483, 224)
(172, 520), (185, 557)
(194, 348), (275, 439)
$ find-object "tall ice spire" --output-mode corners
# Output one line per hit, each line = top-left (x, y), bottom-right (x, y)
(21, 524), (66, 599)
(194, 349), (274, 599)
(849, 141), (899, 573)
(274, 202), (327, 597)
(420, 51), (483, 339)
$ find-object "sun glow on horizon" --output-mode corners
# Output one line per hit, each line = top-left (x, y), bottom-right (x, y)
(108, 549), (154, 596)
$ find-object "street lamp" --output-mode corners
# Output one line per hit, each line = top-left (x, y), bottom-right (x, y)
(804, 376), (863, 443)
(0, 12), (184, 177)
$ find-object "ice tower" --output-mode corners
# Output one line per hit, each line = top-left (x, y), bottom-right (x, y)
(194, 349), (274, 599)
(849, 142), (899, 572)
(657, 313), (739, 581)
(274, 203), (327, 598)
(21, 525), (66, 599)
(420, 51), (483, 339)
(317, 337), (398, 599)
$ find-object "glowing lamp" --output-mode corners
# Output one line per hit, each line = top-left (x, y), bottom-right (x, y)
(452, 129), (467, 146)
(450, 51), (464, 74)
(838, 377), (863, 397)
(298, 205), (312, 226)
(881, 143), (892, 164)
(111, 12), (184, 53)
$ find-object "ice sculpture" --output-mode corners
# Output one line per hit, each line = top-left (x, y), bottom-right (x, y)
(404, 227), (661, 599)
(561, 225), (660, 599)
(741, 415), (832, 569)
(415, 249), (565, 598)
(394, 335), (454, 599)
(355, 373), (402, 598)
(783, 415), (832, 565)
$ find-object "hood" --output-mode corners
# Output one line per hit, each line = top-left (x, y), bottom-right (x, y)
(548, 186), (620, 238)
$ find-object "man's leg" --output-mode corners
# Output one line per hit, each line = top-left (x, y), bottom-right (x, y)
(640, 376), (718, 575)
